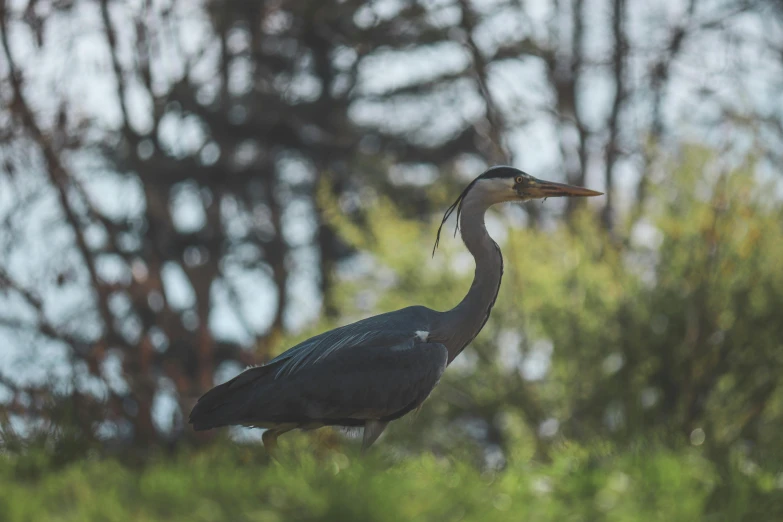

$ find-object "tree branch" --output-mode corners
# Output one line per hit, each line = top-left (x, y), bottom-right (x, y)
(1, 11), (116, 346)
(602, 0), (628, 230)
(457, 0), (510, 165)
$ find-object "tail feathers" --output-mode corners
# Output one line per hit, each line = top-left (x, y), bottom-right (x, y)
(189, 365), (274, 431)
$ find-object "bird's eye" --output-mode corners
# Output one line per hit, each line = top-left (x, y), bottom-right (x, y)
(515, 176), (524, 184)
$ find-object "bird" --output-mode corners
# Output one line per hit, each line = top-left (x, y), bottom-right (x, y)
(189, 166), (602, 453)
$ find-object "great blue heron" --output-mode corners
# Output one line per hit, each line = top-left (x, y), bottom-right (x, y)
(189, 166), (602, 452)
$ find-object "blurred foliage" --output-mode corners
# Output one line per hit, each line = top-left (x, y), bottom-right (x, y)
(1, 438), (781, 522)
(3, 149), (783, 518)
(307, 147), (783, 477)
(3, 0), (783, 450)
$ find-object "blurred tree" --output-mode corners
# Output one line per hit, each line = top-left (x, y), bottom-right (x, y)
(0, 0), (781, 454)
(0, 0), (496, 447)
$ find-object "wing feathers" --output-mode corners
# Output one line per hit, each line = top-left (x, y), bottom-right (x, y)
(190, 307), (443, 431)
(189, 364), (277, 430)
(272, 326), (410, 379)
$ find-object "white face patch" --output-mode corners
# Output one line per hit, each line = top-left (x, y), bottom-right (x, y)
(415, 330), (429, 341)
(487, 177), (515, 189)
(473, 177), (518, 203)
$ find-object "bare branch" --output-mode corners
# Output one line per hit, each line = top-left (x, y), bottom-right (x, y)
(457, 0), (511, 165)
(635, 0), (698, 214)
(0, 11), (116, 346)
(99, 0), (135, 138)
(602, 0), (629, 229)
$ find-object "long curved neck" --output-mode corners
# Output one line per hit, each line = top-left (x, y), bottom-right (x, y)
(435, 189), (503, 363)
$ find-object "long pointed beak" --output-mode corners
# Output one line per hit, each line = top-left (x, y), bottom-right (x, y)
(531, 178), (603, 198)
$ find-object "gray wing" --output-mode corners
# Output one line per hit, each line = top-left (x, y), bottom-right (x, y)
(247, 338), (448, 425)
(189, 307), (446, 429)
(267, 305), (432, 379)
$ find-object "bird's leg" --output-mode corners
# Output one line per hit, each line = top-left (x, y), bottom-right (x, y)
(262, 426), (294, 462)
(262, 429), (280, 461)
(361, 420), (388, 453)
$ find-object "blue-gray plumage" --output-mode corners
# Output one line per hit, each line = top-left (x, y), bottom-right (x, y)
(189, 166), (602, 452)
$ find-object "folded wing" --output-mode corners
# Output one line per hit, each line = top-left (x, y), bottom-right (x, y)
(189, 329), (447, 431)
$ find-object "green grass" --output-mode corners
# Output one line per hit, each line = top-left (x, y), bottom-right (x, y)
(1, 439), (779, 522)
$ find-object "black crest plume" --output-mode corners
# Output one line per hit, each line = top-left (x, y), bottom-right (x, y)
(432, 177), (481, 257)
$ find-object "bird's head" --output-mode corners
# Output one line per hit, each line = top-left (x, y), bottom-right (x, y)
(469, 165), (603, 203)
(433, 166), (603, 254)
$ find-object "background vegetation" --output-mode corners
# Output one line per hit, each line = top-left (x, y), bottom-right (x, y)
(2, 442), (780, 522)
(1, 0), (783, 519)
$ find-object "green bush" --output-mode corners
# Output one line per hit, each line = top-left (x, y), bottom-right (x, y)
(316, 150), (783, 471)
(2, 440), (778, 522)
